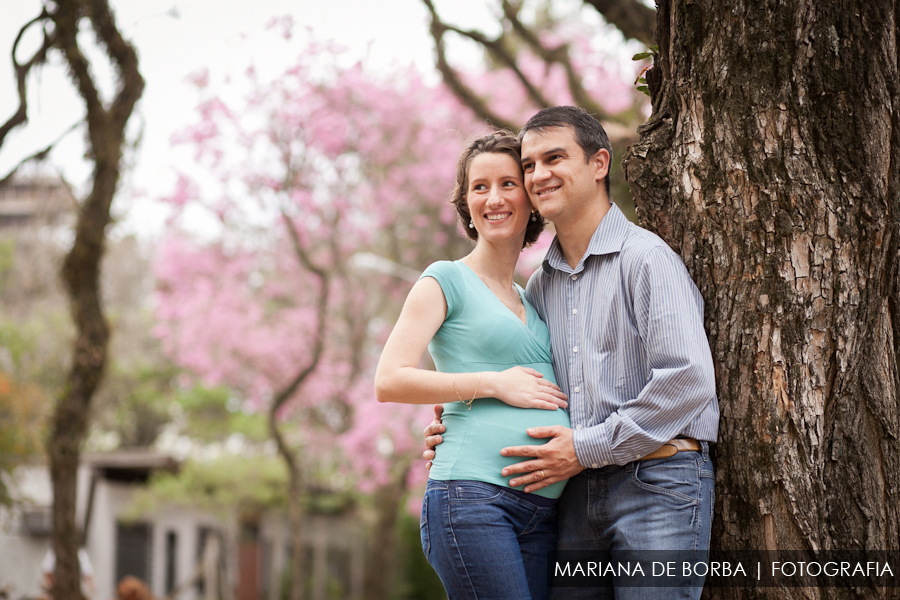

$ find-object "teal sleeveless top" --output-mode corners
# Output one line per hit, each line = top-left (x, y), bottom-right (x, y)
(422, 260), (570, 499)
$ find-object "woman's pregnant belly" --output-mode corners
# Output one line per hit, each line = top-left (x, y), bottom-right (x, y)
(429, 397), (571, 499)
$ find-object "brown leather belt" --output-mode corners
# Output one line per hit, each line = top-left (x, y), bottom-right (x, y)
(638, 437), (702, 461)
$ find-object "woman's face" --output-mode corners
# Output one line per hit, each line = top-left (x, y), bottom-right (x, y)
(466, 152), (531, 247)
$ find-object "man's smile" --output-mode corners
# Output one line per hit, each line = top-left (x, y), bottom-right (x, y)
(535, 185), (560, 199)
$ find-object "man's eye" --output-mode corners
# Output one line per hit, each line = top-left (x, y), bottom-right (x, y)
(522, 163), (534, 172)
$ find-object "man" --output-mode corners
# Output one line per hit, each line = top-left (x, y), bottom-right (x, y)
(424, 106), (719, 599)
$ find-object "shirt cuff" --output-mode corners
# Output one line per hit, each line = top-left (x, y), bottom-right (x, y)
(573, 424), (614, 469)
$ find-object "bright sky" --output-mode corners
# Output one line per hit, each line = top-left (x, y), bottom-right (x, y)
(0, 0), (504, 237)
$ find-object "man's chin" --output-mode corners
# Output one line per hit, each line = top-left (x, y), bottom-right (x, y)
(534, 204), (562, 220)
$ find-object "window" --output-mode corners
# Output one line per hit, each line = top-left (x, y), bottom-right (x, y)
(115, 522), (152, 587)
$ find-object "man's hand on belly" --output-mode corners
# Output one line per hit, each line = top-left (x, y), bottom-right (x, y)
(500, 426), (584, 493)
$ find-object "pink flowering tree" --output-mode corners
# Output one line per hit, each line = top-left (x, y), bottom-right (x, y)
(155, 29), (481, 598)
(155, 14), (641, 597)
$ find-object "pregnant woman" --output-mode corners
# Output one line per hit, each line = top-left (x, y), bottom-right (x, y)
(375, 131), (571, 599)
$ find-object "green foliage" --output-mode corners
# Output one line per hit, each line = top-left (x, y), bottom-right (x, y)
(0, 319), (31, 369)
(0, 239), (15, 280)
(632, 45), (659, 96)
(126, 451), (356, 520)
(0, 308), (72, 387)
(127, 455), (289, 518)
(92, 361), (178, 447)
(176, 384), (269, 443)
(0, 373), (51, 505)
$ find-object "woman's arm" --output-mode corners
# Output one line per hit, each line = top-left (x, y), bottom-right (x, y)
(375, 277), (568, 410)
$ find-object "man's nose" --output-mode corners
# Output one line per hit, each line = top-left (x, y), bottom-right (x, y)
(532, 162), (550, 181)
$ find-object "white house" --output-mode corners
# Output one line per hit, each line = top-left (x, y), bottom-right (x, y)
(0, 450), (364, 600)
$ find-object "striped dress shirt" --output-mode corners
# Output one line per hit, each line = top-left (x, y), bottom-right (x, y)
(525, 203), (719, 469)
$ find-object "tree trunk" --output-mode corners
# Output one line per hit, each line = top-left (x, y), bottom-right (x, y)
(623, 1), (900, 598)
(45, 2), (143, 600)
(267, 409), (308, 600)
(287, 469), (307, 600)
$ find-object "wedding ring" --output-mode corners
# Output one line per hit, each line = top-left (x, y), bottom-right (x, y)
(538, 470), (546, 480)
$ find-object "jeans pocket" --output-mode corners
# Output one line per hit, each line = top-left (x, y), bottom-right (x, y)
(450, 480), (503, 503)
(631, 456), (701, 505)
(420, 493), (431, 558)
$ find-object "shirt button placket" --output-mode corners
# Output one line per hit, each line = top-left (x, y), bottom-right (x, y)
(568, 271), (585, 433)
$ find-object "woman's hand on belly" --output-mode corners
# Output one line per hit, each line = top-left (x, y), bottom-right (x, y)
(483, 367), (568, 410)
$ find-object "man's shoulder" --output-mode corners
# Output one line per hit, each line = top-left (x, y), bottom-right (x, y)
(525, 265), (546, 299)
(618, 220), (682, 267)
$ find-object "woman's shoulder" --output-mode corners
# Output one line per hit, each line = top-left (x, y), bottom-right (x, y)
(419, 260), (467, 319)
(421, 259), (462, 276)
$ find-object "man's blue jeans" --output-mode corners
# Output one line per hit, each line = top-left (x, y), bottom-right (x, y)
(550, 443), (714, 600)
(421, 479), (558, 600)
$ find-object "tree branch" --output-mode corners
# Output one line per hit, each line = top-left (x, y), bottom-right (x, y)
(582, 0), (656, 46)
(419, 0), (646, 135)
(52, 3), (104, 151)
(500, 0), (609, 120)
(439, 22), (552, 109)
(420, 0), (518, 131)
(269, 209), (330, 421)
(0, 121), (81, 187)
(85, 0), (143, 135)
(0, 10), (55, 150)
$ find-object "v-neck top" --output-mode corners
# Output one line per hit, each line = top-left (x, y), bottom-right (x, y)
(421, 260), (570, 499)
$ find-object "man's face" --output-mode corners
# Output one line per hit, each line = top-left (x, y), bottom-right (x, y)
(520, 125), (609, 223)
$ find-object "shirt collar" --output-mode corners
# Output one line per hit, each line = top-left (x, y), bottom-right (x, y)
(542, 202), (629, 274)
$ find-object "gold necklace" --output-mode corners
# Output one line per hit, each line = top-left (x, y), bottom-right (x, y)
(467, 260), (526, 321)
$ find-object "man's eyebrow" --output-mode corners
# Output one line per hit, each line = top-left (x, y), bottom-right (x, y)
(521, 146), (567, 163)
(541, 146), (566, 156)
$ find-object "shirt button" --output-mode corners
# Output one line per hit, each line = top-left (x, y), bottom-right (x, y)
(574, 387), (580, 393)
(572, 308), (578, 315)
(634, 454), (642, 460)
(571, 274), (578, 281)
(576, 424), (583, 430)
(573, 346), (579, 352)
(591, 463), (599, 468)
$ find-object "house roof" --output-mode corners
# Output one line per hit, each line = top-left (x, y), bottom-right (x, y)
(82, 449), (180, 483)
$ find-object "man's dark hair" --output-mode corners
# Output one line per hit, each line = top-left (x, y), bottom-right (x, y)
(451, 130), (545, 247)
(518, 106), (613, 198)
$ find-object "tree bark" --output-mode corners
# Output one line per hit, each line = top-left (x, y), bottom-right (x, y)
(623, 1), (900, 597)
(41, 2), (143, 600)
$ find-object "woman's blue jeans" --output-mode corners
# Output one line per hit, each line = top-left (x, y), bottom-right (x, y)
(421, 479), (559, 600)
(550, 442), (715, 599)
